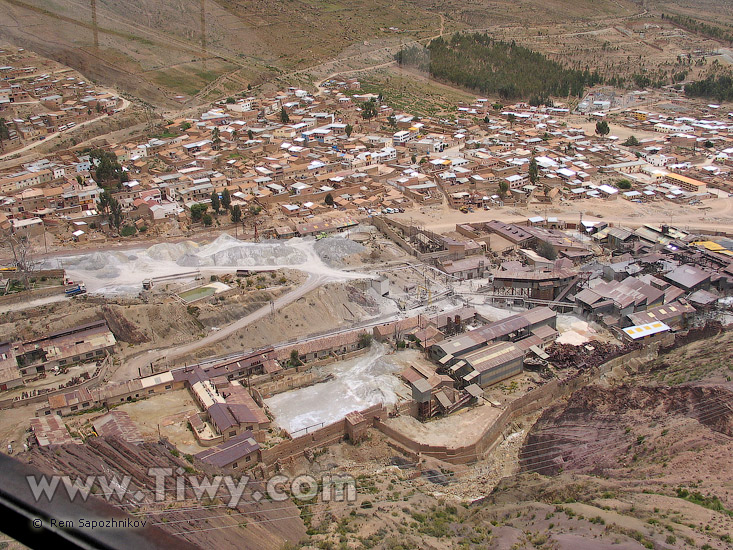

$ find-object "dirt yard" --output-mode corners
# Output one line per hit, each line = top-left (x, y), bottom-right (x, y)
(385, 402), (504, 447)
(117, 389), (203, 453)
(394, 194), (733, 233)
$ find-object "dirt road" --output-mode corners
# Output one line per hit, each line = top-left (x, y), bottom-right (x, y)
(114, 272), (327, 381)
(0, 95), (131, 162)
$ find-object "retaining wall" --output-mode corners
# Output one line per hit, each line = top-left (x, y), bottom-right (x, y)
(374, 344), (662, 465)
(0, 284), (66, 307)
(260, 404), (386, 473)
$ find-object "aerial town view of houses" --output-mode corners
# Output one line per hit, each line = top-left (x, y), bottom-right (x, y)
(0, 1), (732, 548)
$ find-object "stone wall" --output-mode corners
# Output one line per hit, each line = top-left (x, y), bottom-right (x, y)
(374, 343), (663, 465)
(259, 404), (387, 474)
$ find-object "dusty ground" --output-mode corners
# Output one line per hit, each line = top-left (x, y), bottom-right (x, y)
(116, 389), (201, 453)
(394, 193), (733, 233)
(385, 404), (504, 447)
(0, 402), (38, 454)
(177, 280), (390, 364)
(3, 362), (97, 401)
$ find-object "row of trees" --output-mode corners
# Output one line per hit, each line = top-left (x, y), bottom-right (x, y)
(97, 190), (123, 231)
(662, 14), (733, 45)
(190, 188), (262, 227)
(395, 33), (603, 100)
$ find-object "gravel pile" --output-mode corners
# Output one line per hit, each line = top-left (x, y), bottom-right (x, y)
(313, 237), (365, 267)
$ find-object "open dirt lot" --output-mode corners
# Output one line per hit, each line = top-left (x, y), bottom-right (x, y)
(385, 403), (504, 446)
(116, 389), (203, 453)
(394, 193), (733, 233)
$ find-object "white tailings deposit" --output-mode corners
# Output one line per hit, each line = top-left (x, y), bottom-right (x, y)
(48, 234), (367, 295)
(265, 343), (407, 435)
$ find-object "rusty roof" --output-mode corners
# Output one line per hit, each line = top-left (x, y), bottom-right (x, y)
(195, 430), (259, 468)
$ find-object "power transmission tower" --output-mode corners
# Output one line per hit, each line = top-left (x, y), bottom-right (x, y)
(91, 0), (99, 49)
(200, 0), (207, 71)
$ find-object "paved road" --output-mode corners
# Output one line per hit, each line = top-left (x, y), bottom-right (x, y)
(112, 272), (327, 381)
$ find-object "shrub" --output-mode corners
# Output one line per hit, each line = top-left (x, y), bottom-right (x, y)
(120, 225), (136, 237)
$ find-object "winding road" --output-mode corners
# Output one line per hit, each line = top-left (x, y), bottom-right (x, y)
(113, 272), (328, 382)
(0, 94), (131, 162)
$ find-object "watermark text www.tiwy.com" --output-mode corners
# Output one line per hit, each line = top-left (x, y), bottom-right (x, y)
(26, 469), (357, 508)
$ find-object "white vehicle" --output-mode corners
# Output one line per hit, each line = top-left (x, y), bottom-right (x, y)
(58, 125), (68, 131)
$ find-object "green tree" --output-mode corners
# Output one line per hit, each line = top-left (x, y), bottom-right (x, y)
(358, 333), (373, 348)
(345, 124), (353, 137)
(230, 204), (242, 224)
(289, 349), (302, 367)
(537, 241), (557, 260)
(617, 179), (632, 190)
(210, 191), (220, 213)
(202, 213), (213, 226)
(211, 127), (221, 150)
(249, 204), (262, 216)
(325, 193), (334, 206)
(109, 198), (123, 230)
(97, 190), (111, 214)
(623, 135), (640, 146)
(97, 190), (123, 230)
(90, 148), (125, 186)
(225, 97), (235, 104)
(498, 180), (509, 198)
(190, 203), (207, 222)
(120, 225), (136, 237)
(247, 129), (254, 141)
(361, 99), (378, 120)
(507, 113), (516, 127)
(595, 120), (610, 137)
(280, 107), (290, 124)
(180, 121), (191, 132)
(220, 188), (231, 211)
(528, 156), (539, 185)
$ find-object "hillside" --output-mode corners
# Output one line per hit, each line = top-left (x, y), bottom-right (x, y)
(0, 0), (640, 106)
(286, 330), (733, 550)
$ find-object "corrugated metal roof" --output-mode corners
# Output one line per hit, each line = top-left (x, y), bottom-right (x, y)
(195, 430), (259, 467)
(622, 322), (670, 340)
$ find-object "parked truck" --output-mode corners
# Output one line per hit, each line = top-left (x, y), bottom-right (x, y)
(65, 283), (87, 297)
